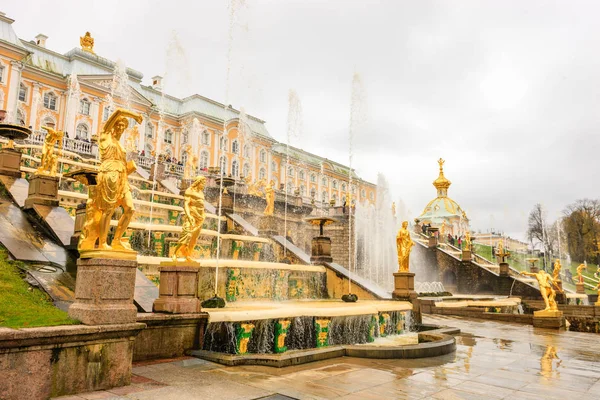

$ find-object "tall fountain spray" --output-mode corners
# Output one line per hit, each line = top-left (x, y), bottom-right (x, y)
(344, 72), (367, 302)
(284, 90), (303, 257)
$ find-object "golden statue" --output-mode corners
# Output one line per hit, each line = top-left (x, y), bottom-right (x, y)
(520, 270), (558, 311)
(248, 176), (267, 197)
(124, 125), (139, 153)
(37, 126), (63, 176)
(79, 109), (142, 252)
(172, 176), (206, 262)
(396, 221), (415, 272)
(391, 202), (396, 218)
(183, 147), (197, 180)
(464, 231), (472, 251)
(552, 259), (562, 281)
(576, 263), (587, 284)
(264, 180), (275, 215)
(80, 32), (95, 53)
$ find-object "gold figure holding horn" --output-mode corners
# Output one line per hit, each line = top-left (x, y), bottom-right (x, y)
(79, 108), (142, 252)
(172, 176), (206, 262)
(37, 126), (63, 176)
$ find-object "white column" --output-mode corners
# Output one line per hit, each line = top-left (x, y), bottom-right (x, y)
(212, 130), (220, 167)
(90, 98), (100, 136)
(6, 61), (23, 123)
(29, 83), (41, 130)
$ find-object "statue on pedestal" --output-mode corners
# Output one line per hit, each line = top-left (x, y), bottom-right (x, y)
(37, 126), (63, 176)
(264, 180), (275, 215)
(172, 176), (206, 262)
(79, 108), (142, 252)
(520, 270), (558, 311)
(464, 231), (472, 251)
(577, 263), (587, 284)
(552, 259), (562, 281)
(80, 31), (95, 53)
(396, 220), (414, 272)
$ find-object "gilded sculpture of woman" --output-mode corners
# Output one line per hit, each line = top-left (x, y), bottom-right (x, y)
(172, 176), (206, 262)
(396, 220), (415, 272)
(88, 108), (142, 251)
(37, 126), (63, 176)
(264, 180), (275, 215)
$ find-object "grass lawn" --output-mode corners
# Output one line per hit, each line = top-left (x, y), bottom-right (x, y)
(0, 250), (78, 329)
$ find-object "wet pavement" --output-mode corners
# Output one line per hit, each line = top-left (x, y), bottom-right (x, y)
(53, 315), (600, 399)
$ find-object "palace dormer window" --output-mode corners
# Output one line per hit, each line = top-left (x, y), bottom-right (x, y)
(43, 92), (57, 110)
(80, 98), (90, 115)
(18, 84), (27, 102)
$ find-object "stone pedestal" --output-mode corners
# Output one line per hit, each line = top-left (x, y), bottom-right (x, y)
(70, 203), (87, 248)
(69, 257), (138, 325)
(532, 309), (565, 329)
(576, 282), (586, 294)
(0, 148), (22, 177)
(530, 265), (539, 273)
(428, 236), (437, 248)
(461, 250), (471, 261)
(392, 271), (418, 301)
(153, 263), (201, 314)
(310, 236), (332, 264)
(499, 262), (510, 277)
(259, 215), (279, 236)
(220, 191), (233, 214)
(24, 174), (59, 209)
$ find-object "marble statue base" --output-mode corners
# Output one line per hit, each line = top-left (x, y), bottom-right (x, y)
(392, 271), (417, 301)
(24, 174), (59, 209)
(0, 148), (22, 178)
(153, 262), (201, 314)
(69, 257), (138, 325)
(533, 309), (565, 329)
(461, 250), (471, 261)
(310, 236), (333, 264)
(499, 262), (510, 277)
(576, 283), (586, 294)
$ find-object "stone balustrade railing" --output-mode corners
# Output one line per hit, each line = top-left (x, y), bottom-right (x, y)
(26, 130), (97, 157)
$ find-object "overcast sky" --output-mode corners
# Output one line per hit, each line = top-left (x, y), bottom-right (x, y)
(6, 1), (600, 240)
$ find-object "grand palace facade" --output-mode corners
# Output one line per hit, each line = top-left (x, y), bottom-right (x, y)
(0, 12), (376, 205)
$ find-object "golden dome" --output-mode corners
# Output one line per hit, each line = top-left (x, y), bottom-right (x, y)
(433, 158), (451, 192)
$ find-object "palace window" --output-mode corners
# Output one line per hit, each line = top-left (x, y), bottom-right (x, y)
(43, 92), (57, 110)
(219, 156), (227, 175)
(287, 167), (294, 177)
(310, 188), (316, 198)
(332, 180), (338, 189)
(0, 65), (4, 83)
(182, 130), (188, 144)
(75, 123), (89, 140)
(361, 189), (366, 198)
(259, 167), (266, 180)
(322, 177), (328, 186)
(146, 122), (154, 138)
(18, 84), (27, 102)
(232, 160), (239, 177)
(199, 151), (209, 170)
(333, 193), (338, 204)
(243, 144), (250, 158)
(80, 98), (90, 115)
(243, 163), (250, 177)
(322, 191), (328, 202)
(341, 183), (347, 192)
(220, 137), (228, 151)
(232, 140), (239, 154)
(102, 106), (112, 121)
(164, 129), (173, 144)
(310, 174), (316, 183)
(271, 161), (277, 172)
(201, 131), (210, 145)
(369, 191), (374, 200)
(300, 185), (306, 196)
(260, 149), (266, 163)
(181, 150), (188, 166)
(299, 170), (305, 180)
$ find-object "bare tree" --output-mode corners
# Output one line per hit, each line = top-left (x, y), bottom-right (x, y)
(527, 203), (554, 255)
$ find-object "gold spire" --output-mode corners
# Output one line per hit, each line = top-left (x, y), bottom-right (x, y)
(433, 158), (451, 196)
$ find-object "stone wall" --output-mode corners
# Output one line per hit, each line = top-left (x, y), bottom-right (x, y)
(523, 300), (600, 333)
(0, 323), (145, 400)
(134, 314), (207, 361)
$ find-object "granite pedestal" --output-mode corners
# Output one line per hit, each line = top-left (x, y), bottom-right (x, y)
(0, 148), (22, 177)
(532, 309), (565, 329)
(310, 236), (333, 264)
(499, 262), (510, 277)
(24, 174), (59, 209)
(153, 262), (201, 314)
(392, 271), (417, 301)
(69, 257), (138, 325)
(576, 282), (586, 294)
(461, 250), (471, 261)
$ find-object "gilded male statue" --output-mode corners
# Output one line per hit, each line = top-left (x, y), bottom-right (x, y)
(552, 259), (562, 281)
(172, 176), (206, 262)
(464, 231), (472, 251)
(396, 221), (415, 272)
(81, 108), (142, 251)
(264, 179), (275, 215)
(37, 126), (63, 176)
(520, 270), (558, 311)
